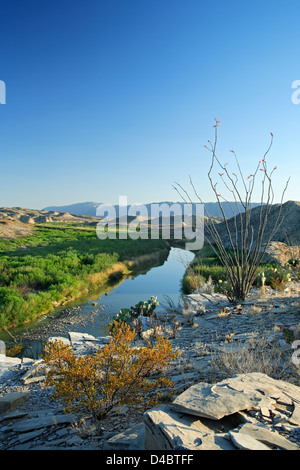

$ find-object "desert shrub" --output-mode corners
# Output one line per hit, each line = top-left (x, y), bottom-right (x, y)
(181, 273), (204, 294)
(211, 334), (287, 380)
(112, 296), (160, 326)
(43, 320), (178, 420)
(0, 287), (26, 326)
(5, 343), (25, 358)
(175, 121), (289, 302)
(258, 265), (292, 291)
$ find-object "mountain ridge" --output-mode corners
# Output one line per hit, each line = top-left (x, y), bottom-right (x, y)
(43, 200), (263, 219)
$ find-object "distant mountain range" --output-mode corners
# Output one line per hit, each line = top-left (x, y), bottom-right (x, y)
(43, 201), (262, 220)
(44, 202), (101, 218)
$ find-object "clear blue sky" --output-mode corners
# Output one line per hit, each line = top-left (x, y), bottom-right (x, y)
(0, 0), (299, 209)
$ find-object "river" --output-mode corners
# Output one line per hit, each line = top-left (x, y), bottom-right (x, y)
(1, 247), (194, 356)
(79, 246), (195, 337)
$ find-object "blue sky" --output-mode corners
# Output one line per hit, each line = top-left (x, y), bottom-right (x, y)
(0, 0), (299, 209)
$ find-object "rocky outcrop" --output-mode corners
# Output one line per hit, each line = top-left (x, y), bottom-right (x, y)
(144, 372), (300, 451)
(262, 241), (300, 266)
(0, 207), (101, 227)
(0, 218), (34, 239)
(212, 200), (300, 247)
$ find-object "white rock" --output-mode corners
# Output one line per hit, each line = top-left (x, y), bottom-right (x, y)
(171, 380), (263, 420)
(238, 423), (299, 450)
(230, 431), (271, 450)
(144, 405), (236, 450)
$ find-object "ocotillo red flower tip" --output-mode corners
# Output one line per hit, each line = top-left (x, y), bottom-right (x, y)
(274, 166), (277, 170)
(270, 132), (273, 136)
(217, 194), (221, 197)
(229, 149), (234, 153)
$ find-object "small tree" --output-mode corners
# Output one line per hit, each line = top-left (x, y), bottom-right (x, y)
(43, 321), (178, 420)
(174, 120), (290, 302)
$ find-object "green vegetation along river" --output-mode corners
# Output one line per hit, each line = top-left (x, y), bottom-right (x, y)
(0, 223), (170, 332)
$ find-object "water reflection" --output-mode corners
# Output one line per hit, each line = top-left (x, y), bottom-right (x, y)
(68, 247), (194, 338)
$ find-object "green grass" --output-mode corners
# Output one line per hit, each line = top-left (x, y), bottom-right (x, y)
(181, 242), (296, 296)
(0, 224), (168, 328)
(181, 244), (226, 294)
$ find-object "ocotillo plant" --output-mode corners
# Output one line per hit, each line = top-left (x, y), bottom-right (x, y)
(174, 120), (290, 302)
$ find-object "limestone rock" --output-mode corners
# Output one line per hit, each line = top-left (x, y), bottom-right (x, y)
(237, 422), (299, 450)
(47, 336), (71, 346)
(171, 379), (263, 420)
(12, 413), (76, 433)
(229, 431), (271, 450)
(0, 392), (30, 413)
(0, 340), (5, 356)
(144, 405), (236, 450)
(144, 373), (300, 450)
(262, 241), (300, 266)
(104, 423), (145, 450)
(21, 359), (47, 384)
(289, 402), (300, 426)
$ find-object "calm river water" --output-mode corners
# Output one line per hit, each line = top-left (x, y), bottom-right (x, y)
(69, 246), (195, 338)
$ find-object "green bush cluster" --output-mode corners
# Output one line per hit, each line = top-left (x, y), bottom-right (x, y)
(182, 244), (227, 294)
(0, 224), (168, 329)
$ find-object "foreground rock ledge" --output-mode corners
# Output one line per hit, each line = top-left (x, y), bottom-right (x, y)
(144, 372), (300, 451)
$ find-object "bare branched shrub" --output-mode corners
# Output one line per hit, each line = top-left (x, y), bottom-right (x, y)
(211, 334), (287, 380)
(182, 304), (196, 326)
(174, 120), (290, 302)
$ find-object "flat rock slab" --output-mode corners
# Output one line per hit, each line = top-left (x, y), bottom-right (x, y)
(144, 405), (236, 450)
(0, 392), (30, 414)
(68, 332), (102, 344)
(238, 423), (299, 450)
(225, 373), (300, 404)
(172, 372), (300, 421)
(290, 402), (300, 426)
(171, 382), (263, 420)
(229, 431), (271, 450)
(0, 355), (21, 366)
(68, 332), (95, 344)
(208, 342), (250, 353)
(47, 336), (71, 346)
(104, 423), (145, 450)
(12, 413), (76, 433)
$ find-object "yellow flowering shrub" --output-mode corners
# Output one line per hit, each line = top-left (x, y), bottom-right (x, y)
(43, 321), (178, 420)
